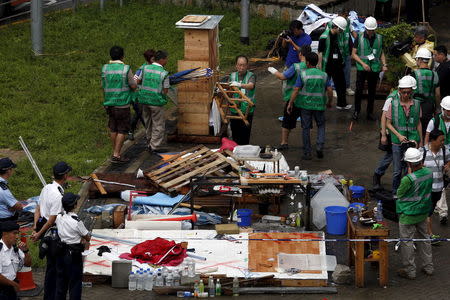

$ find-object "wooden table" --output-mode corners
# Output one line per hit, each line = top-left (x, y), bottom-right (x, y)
(347, 212), (390, 287)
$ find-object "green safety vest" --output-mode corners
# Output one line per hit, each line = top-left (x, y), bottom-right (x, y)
(230, 71), (256, 115)
(356, 32), (383, 73)
(413, 68), (438, 103)
(435, 114), (450, 145)
(296, 68), (328, 111)
(319, 22), (350, 72)
(396, 167), (433, 216)
(389, 96), (421, 144)
(101, 63), (132, 106)
(138, 64), (169, 106)
(282, 62), (306, 102)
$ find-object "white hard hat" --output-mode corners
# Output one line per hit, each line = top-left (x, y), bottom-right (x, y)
(364, 17), (377, 30)
(398, 75), (417, 90)
(332, 16), (347, 31)
(415, 48), (432, 59)
(441, 96), (450, 110)
(404, 148), (422, 163)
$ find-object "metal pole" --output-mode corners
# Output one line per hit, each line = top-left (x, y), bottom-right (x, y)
(240, 0), (249, 44)
(31, 0), (43, 55)
(100, 0), (104, 11)
(18, 137), (47, 187)
(72, 0), (78, 12)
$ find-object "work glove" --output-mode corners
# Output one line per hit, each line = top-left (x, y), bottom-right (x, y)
(230, 81), (242, 88)
(268, 67), (277, 74)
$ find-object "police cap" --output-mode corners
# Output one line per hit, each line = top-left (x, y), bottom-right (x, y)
(0, 221), (20, 232)
(62, 192), (80, 208)
(53, 161), (72, 176)
(0, 158), (17, 171)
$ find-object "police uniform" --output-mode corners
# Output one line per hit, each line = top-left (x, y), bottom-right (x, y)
(0, 158), (18, 224)
(0, 222), (26, 300)
(55, 193), (89, 300)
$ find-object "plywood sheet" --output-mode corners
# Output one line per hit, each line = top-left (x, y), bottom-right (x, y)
(181, 15), (208, 23)
(248, 232), (322, 274)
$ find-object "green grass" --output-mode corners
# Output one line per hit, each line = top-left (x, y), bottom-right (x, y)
(0, 1), (287, 199)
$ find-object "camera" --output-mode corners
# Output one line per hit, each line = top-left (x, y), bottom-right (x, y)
(400, 140), (417, 152)
(280, 30), (293, 39)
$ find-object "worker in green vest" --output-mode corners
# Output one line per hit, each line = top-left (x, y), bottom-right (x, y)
(374, 0), (392, 22)
(229, 55), (256, 145)
(412, 48), (440, 137)
(287, 52), (333, 160)
(352, 16), (388, 121)
(101, 46), (137, 163)
(137, 50), (170, 153)
(386, 75), (423, 194)
(267, 45), (311, 150)
(396, 147), (433, 279)
(318, 16), (352, 110)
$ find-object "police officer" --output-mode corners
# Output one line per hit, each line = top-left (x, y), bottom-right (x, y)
(0, 221), (32, 300)
(31, 161), (72, 300)
(0, 158), (22, 225)
(55, 193), (90, 300)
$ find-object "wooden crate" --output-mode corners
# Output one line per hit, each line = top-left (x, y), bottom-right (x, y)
(183, 28), (219, 69)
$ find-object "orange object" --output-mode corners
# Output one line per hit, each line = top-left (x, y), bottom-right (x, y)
(17, 267), (37, 291)
(150, 214), (198, 223)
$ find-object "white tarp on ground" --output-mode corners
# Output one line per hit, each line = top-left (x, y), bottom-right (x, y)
(85, 229), (327, 280)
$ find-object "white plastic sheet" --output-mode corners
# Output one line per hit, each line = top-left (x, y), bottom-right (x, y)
(311, 182), (349, 229)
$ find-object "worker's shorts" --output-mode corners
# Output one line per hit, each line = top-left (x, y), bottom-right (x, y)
(105, 106), (131, 134)
(281, 101), (301, 130)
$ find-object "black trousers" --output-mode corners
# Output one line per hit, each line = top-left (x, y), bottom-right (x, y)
(354, 70), (379, 115)
(420, 101), (436, 138)
(230, 113), (254, 145)
(55, 249), (83, 300)
(130, 101), (145, 133)
(0, 285), (18, 300)
(374, 0), (392, 21)
(327, 65), (347, 107)
(43, 252), (57, 300)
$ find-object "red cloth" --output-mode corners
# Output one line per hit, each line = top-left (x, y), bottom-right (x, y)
(219, 137), (237, 152)
(119, 237), (187, 266)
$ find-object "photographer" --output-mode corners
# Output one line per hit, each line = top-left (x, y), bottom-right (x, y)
(0, 221), (32, 300)
(281, 20), (312, 68)
(386, 75), (423, 196)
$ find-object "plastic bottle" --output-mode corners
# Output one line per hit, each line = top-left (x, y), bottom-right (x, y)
(215, 279), (221, 296)
(295, 202), (302, 227)
(376, 200), (383, 222)
(155, 270), (164, 287)
(208, 276), (215, 297)
(194, 281), (199, 298)
(188, 259), (196, 277)
(173, 269), (181, 286)
(128, 271), (136, 291)
(199, 279), (204, 293)
(232, 277), (239, 296)
(136, 271), (143, 291)
(166, 270), (174, 287)
(144, 271), (153, 291)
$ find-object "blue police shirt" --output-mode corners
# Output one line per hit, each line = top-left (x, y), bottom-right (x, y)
(0, 177), (18, 219)
(285, 32), (312, 67)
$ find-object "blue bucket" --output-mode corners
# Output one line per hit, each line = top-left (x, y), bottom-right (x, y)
(237, 209), (252, 227)
(348, 202), (365, 210)
(349, 185), (365, 199)
(325, 206), (348, 235)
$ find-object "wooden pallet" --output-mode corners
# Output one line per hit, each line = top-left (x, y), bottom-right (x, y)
(215, 82), (254, 126)
(144, 145), (241, 193)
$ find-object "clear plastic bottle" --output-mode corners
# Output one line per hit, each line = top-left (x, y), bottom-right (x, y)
(155, 270), (164, 287)
(136, 271), (144, 291)
(173, 269), (181, 286)
(199, 279), (204, 293)
(128, 271), (136, 291)
(144, 271), (153, 291)
(232, 277), (239, 296)
(166, 270), (174, 287)
(376, 200), (383, 222)
(215, 279), (221, 296)
(188, 259), (196, 277)
(208, 276), (215, 297)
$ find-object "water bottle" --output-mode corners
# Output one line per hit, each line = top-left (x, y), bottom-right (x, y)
(155, 270), (164, 287)
(232, 277), (239, 296)
(215, 279), (221, 296)
(187, 259), (196, 277)
(128, 271), (136, 291)
(208, 276), (215, 297)
(144, 271), (153, 291)
(136, 271), (144, 291)
(166, 270), (174, 287)
(173, 270), (181, 286)
(376, 200), (383, 222)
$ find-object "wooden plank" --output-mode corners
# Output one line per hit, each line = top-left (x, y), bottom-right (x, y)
(148, 147), (210, 177)
(184, 29), (211, 61)
(158, 154), (219, 184)
(178, 59), (209, 71)
(177, 123), (210, 135)
(279, 279), (328, 287)
(167, 134), (220, 144)
(178, 103), (210, 114)
(162, 159), (224, 188)
(178, 113), (210, 124)
(145, 145), (204, 173)
(181, 15), (208, 23)
(177, 78), (213, 93)
(91, 173), (107, 195)
(170, 161), (229, 191)
(177, 91), (212, 104)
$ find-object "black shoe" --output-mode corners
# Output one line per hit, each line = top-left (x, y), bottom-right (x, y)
(373, 173), (382, 190)
(276, 144), (289, 150)
(316, 150), (324, 159)
(440, 216), (448, 225)
(366, 114), (376, 121)
(302, 153), (312, 160)
(352, 111), (359, 120)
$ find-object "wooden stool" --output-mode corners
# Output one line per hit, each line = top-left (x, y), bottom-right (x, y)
(347, 212), (390, 287)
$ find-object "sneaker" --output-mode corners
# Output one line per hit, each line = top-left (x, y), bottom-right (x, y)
(302, 153), (312, 160)
(346, 88), (355, 96)
(127, 132), (135, 141)
(336, 105), (344, 110)
(316, 150), (324, 159)
(344, 104), (352, 110)
(422, 268), (433, 276)
(276, 144), (289, 151)
(431, 234), (441, 245)
(397, 268), (416, 280)
(440, 216), (448, 225)
(111, 156), (130, 164)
